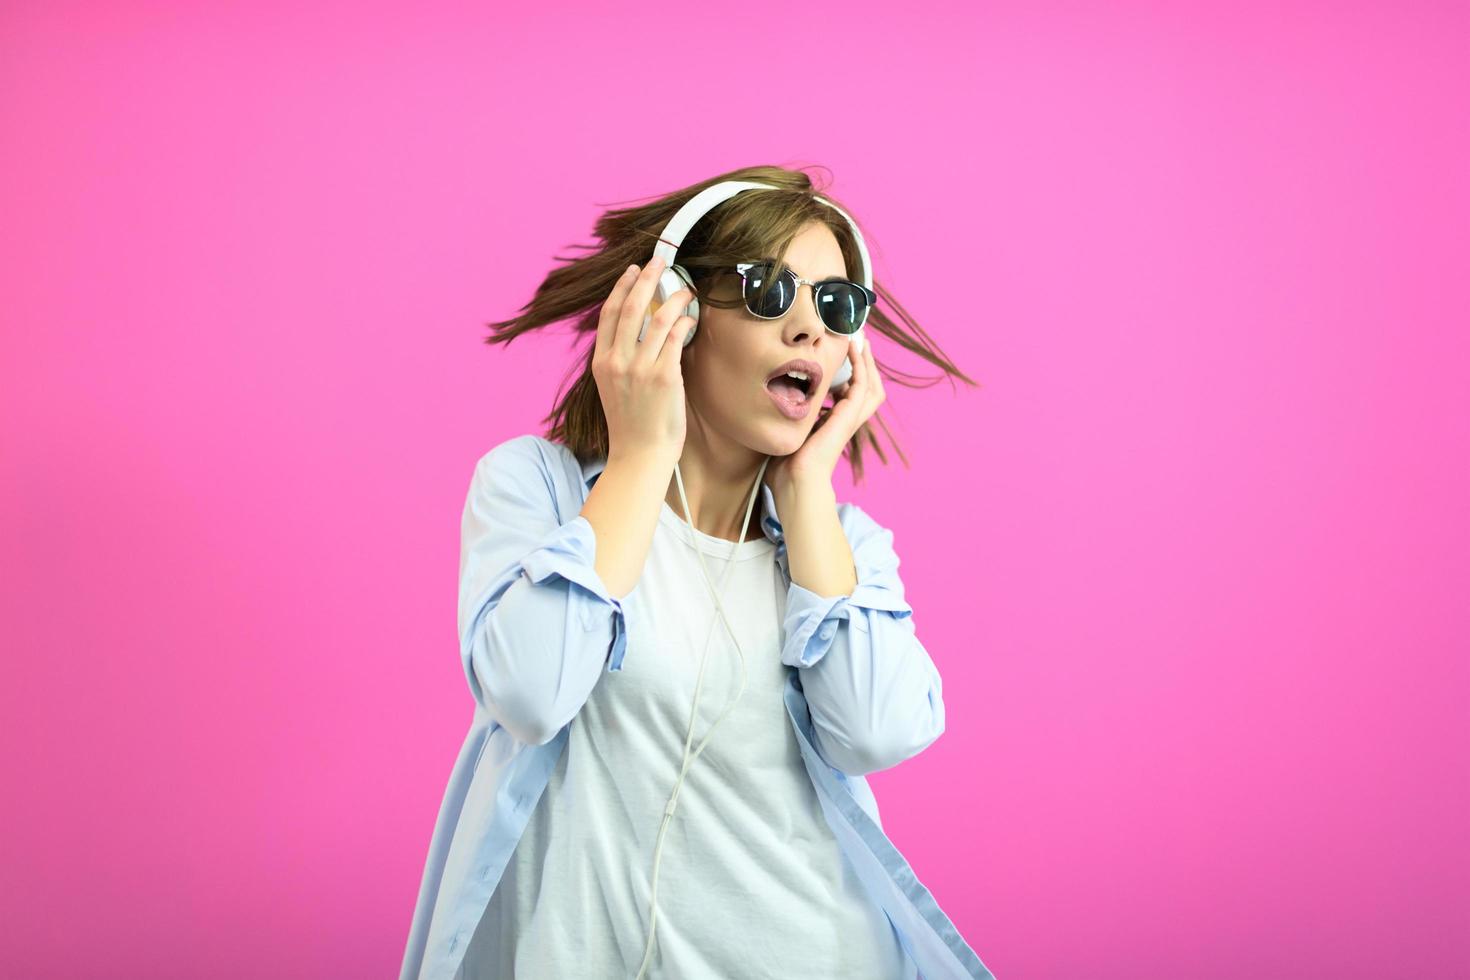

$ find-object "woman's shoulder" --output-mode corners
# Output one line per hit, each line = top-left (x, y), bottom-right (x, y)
(468, 434), (588, 494)
(471, 432), (567, 467)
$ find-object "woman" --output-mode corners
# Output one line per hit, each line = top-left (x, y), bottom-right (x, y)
(400, 165), (996, 980)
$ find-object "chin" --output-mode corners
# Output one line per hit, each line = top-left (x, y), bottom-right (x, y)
(751, 422), (811, 457)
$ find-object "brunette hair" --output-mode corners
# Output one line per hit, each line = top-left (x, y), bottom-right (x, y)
(483, 164), (979, 483)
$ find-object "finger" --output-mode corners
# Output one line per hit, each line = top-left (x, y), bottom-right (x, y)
(838, 340), (866, 397)
(597, 265), (639, 353)
(615, 254), (667, 360)
(634, 287), (692, 367)
(845, 345), (875, 413)
(822, 380), (860, 427)
(595, 264), (640, 360)
(834, 352), (858, 402)
(863, 341), (884, 404)
(655, 313), (697, 374)
(828, 349), (873, 420)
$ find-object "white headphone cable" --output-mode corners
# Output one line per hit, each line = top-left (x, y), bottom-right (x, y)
(632, 454), (770, 980)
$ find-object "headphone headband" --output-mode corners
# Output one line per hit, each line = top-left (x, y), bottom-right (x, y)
(648, 180), (873, 289)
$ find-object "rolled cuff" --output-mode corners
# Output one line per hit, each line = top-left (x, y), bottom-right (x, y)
(780, 577), (916, 669)
(781, 581), (850, 668)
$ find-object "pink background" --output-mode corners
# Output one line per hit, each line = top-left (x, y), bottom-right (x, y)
(3, 2), (1466, 977)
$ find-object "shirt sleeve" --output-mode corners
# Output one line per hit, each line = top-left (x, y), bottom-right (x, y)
(456, 435), (638, 746)
(779, 502), (946, 777)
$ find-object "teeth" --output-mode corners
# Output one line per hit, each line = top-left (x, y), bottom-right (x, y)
(784, 370), (810, 381)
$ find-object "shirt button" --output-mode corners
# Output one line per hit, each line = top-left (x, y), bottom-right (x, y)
(819, 623), (836, 641)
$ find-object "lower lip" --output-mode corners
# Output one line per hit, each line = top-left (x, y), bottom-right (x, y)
(765, 381), (815, 420)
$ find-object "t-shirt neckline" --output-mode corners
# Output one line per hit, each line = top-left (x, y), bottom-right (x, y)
(658, 501), (775, 561)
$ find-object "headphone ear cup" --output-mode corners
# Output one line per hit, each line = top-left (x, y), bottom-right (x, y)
(830, 354), (853, 390)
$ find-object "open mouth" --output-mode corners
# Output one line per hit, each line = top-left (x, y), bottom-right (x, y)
(766, 373), (813, 401)
(765, 369), (817, 419)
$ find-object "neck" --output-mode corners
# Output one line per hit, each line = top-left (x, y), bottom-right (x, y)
(664, 426), (768, 544)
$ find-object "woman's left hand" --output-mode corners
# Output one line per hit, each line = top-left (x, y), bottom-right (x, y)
(764, 337), (886, 497)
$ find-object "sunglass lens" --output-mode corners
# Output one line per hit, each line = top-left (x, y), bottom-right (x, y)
(741, 262), (795, 318)
(815, 282), (871, 335)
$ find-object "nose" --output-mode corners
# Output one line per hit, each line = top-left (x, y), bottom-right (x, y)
(780, 284), (829, 348)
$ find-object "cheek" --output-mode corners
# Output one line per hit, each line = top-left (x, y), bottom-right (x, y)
(683, 347), (747, 416)
(698, 330), (766, 387)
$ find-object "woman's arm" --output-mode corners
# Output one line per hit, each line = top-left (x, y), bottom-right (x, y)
(583, 445), (676, 599)
(457, 435), (664, 745)
(777, 498), (947, 777)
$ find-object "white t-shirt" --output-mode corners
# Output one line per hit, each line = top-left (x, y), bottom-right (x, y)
(458, 499), (909, 979)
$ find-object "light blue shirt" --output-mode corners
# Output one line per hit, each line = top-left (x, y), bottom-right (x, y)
(399, 434), (998, 980)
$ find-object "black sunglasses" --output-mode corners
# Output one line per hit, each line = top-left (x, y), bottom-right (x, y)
(735, 260), (877, 336)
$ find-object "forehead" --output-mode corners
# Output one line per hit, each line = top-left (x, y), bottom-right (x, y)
(772, 222), (848, 280)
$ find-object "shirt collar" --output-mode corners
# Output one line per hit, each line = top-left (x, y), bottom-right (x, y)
(580, 455), (785, 546)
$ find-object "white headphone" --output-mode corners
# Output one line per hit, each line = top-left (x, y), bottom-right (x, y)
(640, 179), (872, 390)
(630, 182), (876, 978)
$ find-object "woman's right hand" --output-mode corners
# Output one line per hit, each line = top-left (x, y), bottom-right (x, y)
(592, 255), (695, 464)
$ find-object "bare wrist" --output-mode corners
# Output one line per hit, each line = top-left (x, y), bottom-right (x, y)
(606, 445), (679, 478)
